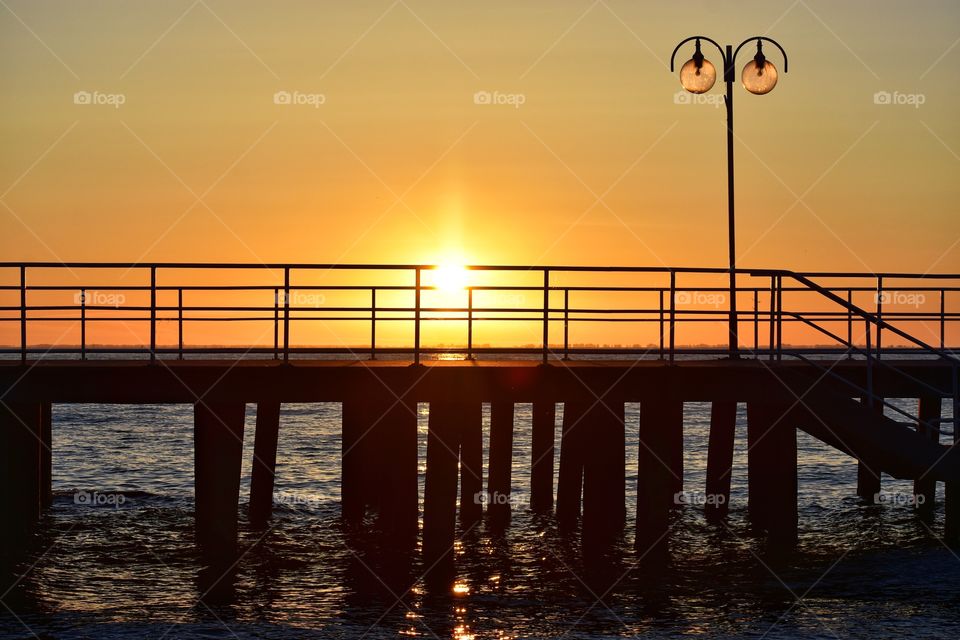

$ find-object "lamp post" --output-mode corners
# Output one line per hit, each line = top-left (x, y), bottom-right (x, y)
(670, 36), (788, 358)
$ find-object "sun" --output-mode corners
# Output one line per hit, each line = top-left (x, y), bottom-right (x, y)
(432, 262), (470, 294)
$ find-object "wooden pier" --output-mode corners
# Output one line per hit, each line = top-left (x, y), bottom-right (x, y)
(0, 262), (958, 572)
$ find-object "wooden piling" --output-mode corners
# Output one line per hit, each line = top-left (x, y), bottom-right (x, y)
(582, 399), (626, 548)
(946, 395), (960, 546)
(856, 397), (882, 502)
(40, 401), (52, 508)
(458, 402), (483, 526)
(747, 402), (797, 548)
(0, 402), (43, 534)
(423, 401), (461, 567)
(636, 399), (683, 555)
(194, 402), (246, 556)
(530, 401), (556, 513)
(487, 402), (514, 527)
(376, 398), (420, 540)
(342, 400), (373, 523)
(915, 396), (942, 521)
(249, 400), (281, 527)
(557, 400), (587, 530)
(705, 401), (737, 521)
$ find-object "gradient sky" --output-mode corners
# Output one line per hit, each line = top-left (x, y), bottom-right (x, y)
(0, 0), (956, 274)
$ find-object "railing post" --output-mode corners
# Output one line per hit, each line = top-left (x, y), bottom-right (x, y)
(777, 275), (783, 360)
(150, 266), (157, 362)
(753, 288), (759, 353)
(542, 269), (549, 364)
(669, 270), (676, 362)
(876, 276), (883, 360)
(768, 276), (775, 361)
(283, 267), (290, 362)
(941, 289), (946, 351)
(371, 288), (377, 360)
(467, 287), (473, 360)
(563, 288), (570, 360)
(865, 316), (874, 406)
(20, 265), (26, 363)
(847, 288), (853, 358)
(273, 287), (279, 360)
(658, 289), (665, 360)
(80, 288), (87, 361)
(414, 267), (421, 365)
(178, 288), (183, 360)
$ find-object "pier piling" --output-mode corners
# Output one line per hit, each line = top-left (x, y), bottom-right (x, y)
(487, 402), (514, 528)
(194, 402), (246, 556)
(557, 401), (587, 531)
(423, 401), (463, 568)
(40, 401), (52, 508)
(915, 396), (942, 521)
(458, 402), (483, 526)
(636, 399), (683, 556)
(530, 402), (556, 513)
(856, 397), (883, 501)
(250, 400), (281, 527)
(375, 398), (419, 539)
(747, 402), (797, 548)
(582, 399), (626, 548)
(0, 402), (43, 534)
(705, 401), (737, 521)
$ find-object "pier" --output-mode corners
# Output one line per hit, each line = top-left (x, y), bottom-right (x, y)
(1, 263), (958, 573)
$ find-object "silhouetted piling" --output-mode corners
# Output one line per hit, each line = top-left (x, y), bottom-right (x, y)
(915, 396), (942, 521)
(856, 397), (882, 501)
(582, 399), (626, 549)
(747, 402), (797, 549)
(250, 400), (281, 527)
(636, 399), (682, 557)
(947, 395), (960, 546)
(40, 401), (52, 508)
(530, 401), (556, 513)
(342, 400), (374, 523)
(0, 402), (43, 534)
(194, 402), (246, 557)
(458, 402), (483, 526)
(423, 401), (462, 569)
(487, 402), (514, 528)
(375, 398), (419, 540)
(705, 400), (737, 521)
(557, 400), (587, 531)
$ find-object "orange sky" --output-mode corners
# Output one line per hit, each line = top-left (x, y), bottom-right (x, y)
(1, 1), (958, 349)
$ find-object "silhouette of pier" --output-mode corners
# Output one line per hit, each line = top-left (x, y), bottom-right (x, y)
(1, 263), (958, 579)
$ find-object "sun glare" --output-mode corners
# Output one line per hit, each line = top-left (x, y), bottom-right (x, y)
(432, 262), (470, 293)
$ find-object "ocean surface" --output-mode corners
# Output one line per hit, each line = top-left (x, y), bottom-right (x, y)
(1, 358), (959, 639)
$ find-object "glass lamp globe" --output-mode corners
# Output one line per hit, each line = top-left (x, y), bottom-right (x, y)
(742, 58), (778, 95)
(679, 57), (717, 94)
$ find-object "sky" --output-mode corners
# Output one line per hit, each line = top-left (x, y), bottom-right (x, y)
(0, 1), (958, 348)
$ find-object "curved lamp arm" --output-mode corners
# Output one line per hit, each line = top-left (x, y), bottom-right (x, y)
(732, 36), (789, 72)
(669, 36), (727, 72)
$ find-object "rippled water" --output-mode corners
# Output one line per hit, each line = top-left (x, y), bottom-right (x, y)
(1, 393), (959, 638)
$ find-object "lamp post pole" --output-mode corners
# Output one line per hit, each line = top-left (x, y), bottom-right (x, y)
(670, 36), (788, 358)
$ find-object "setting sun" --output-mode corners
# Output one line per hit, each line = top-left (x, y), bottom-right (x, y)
(431, 262), (470, 294)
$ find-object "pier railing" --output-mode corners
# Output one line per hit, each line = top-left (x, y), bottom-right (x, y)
(0, 263), (957, 364)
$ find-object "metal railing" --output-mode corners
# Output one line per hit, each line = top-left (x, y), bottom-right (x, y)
(0, 263), (957, 367)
